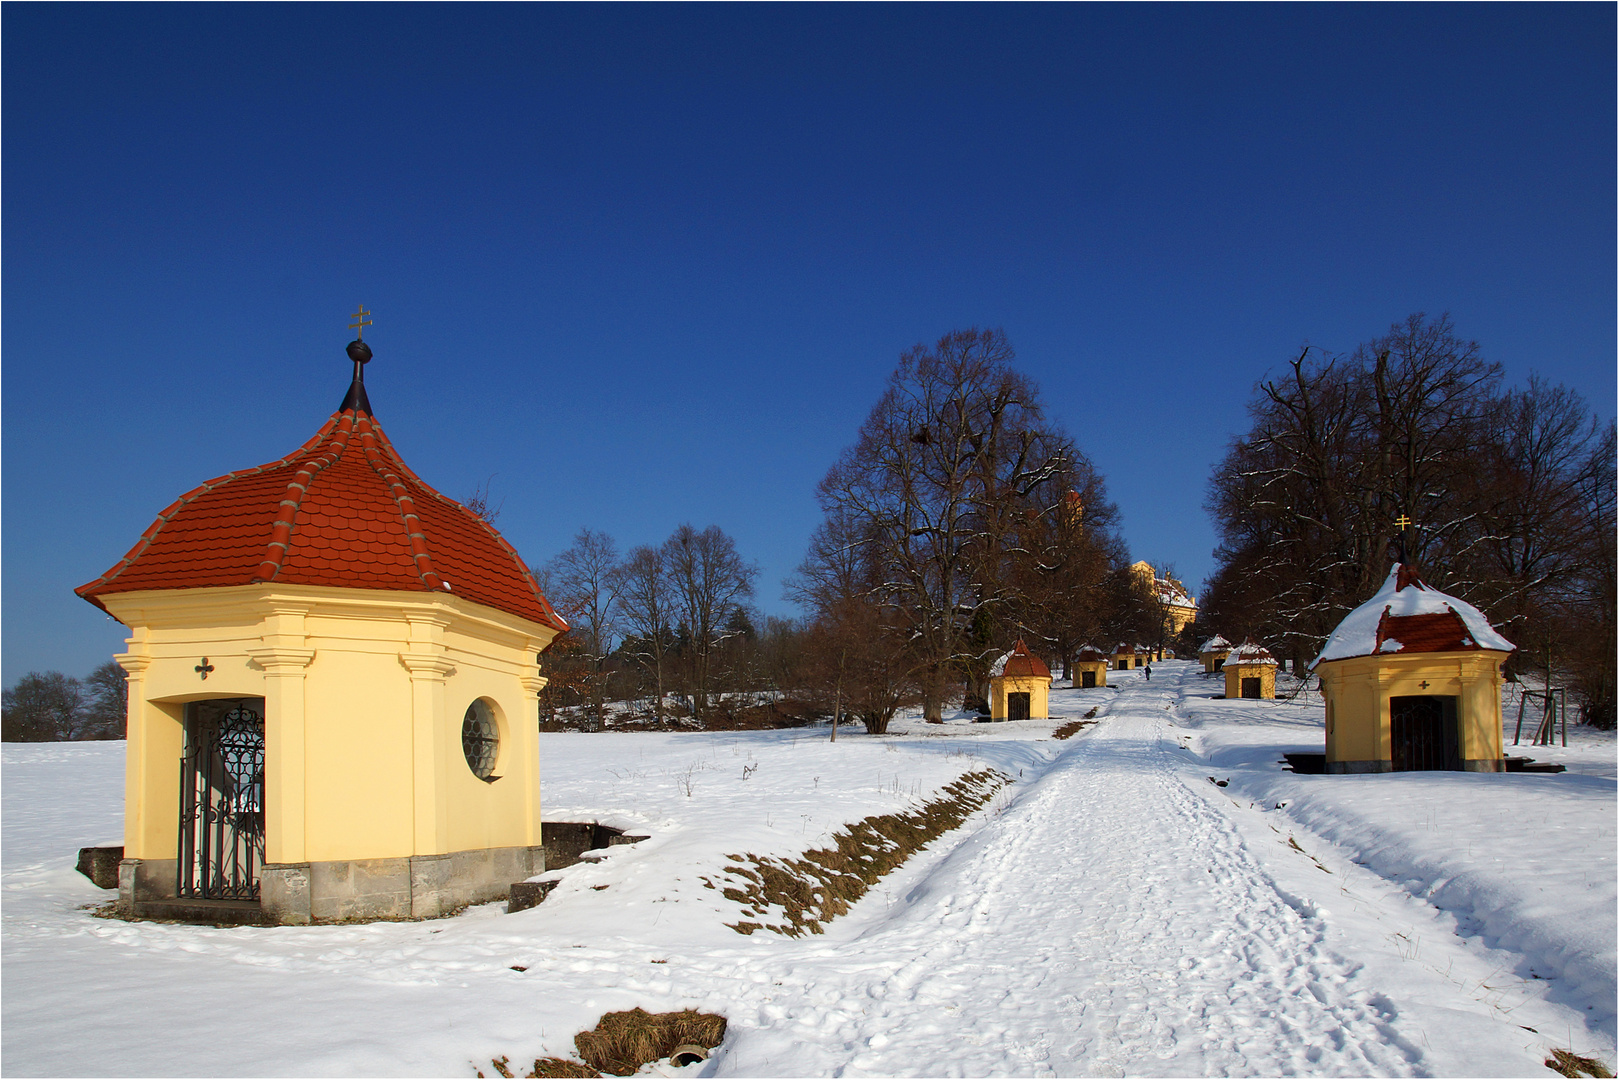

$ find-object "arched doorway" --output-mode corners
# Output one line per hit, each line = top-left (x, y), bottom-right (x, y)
(1390, 695), (1461, 772)
(179, 698), (265, 901)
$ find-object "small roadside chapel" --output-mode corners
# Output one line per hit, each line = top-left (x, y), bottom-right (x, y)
(1223, 640), (1278, 700)
(1313, 562), (1514, 773)
(988, 641), (1052, 721)
(1072, 646), (1109, 689)
(76, 314), (568, 924)
(1199, 635), (1234, 673)
(1111, 643), (1136, 671)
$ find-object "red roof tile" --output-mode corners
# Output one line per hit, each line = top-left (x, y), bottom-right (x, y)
(1374, 610), (1477, 654)
(992, 640), (1052, 680)
(78, 404), (566, 633)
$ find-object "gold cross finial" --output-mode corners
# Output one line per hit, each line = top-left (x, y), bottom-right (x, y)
(1394, 514), (1412, 530)
(349, 305), (373, 341)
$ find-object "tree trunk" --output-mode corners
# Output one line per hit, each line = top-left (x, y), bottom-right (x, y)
(653, 650), (665, 721)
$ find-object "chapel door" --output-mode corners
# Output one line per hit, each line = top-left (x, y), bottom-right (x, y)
(1008, 692), (1031, 722)
(1390, 695), (1461, 772)
(1241, 677), (1261, 699)
(179, 698), (266, 901)
(1081, 670), (1096, 688)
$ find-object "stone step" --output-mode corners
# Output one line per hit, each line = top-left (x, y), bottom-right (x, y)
(133, 898), (275, 927)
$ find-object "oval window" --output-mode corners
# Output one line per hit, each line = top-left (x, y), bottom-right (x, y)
(461, 699), (499, 781)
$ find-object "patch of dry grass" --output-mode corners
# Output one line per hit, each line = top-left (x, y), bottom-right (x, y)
(1051, 720), (1095, 740)
(525, 1058), (600, 1078)
(483, 1009), (727, 1079)
(1546, 1049), (1614, 1078)
(707, 769), (1009, 936)
(575, 1008), (726, 1075)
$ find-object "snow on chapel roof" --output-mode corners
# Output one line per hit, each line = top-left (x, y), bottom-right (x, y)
(1226, 640), (1277, 666)
(77, 339), (568, 633)
(1199, 635), (1233, 653)
(990, 640), (1052, 680)
(1312, 564), (1513, 668)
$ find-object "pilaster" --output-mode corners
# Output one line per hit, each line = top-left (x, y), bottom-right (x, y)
(248, 607), (315, 866)
(402, 613), (456, 856)
(519, 648), (548, 845)
(113, 647), (164, 858)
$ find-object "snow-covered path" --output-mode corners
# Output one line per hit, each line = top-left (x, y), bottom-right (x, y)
(716, 681), (1428, 1076)
(706, 667), (1606, 1076)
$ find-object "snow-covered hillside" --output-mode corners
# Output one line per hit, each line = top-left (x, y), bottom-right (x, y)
(3, 661), (1613, 1076)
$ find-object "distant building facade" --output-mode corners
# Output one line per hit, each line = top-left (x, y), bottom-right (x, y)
(1130, 561), (1198, 635)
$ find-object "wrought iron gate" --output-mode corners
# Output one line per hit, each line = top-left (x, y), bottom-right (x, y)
(1390, 695), (1461, 772)
(178, 699), (265, 901)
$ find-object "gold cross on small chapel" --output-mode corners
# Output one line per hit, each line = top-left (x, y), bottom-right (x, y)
(349, 305), (373, 340)
(1394, 514), (1412, 531)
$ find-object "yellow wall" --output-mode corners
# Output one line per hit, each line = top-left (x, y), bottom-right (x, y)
(1317, 650), (1508, 769)
(100, 583), (559, 865)
(1201, 650), (1230, 673)
(1072, 660), (1108, 688)
(1224, 663), (1277, 699)
(989, 674), (1050, 720)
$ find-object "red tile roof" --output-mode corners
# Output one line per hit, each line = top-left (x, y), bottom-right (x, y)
(992, 640), (1052, 680)
(1314, 563), (1514, 665)
(1226, 640), (1278, 665)
(1374, 610), (1477, 655)
(77, 406), (567, 633)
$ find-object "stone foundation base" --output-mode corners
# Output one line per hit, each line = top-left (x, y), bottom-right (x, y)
(120, 845), (544, 926)
(1325, 759), (1394, 774)
(1326, 758), (1505, 775)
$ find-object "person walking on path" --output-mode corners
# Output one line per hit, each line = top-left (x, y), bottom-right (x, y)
(1145, 664), (1153, 681)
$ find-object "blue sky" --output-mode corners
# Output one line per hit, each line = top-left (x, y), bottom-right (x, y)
(4, 4), (1613, 682)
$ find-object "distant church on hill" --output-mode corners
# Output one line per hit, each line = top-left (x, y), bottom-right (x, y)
(1130, 561), (1197, 635)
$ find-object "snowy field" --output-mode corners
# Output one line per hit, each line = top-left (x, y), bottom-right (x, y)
(3, 660), (1614, 1077)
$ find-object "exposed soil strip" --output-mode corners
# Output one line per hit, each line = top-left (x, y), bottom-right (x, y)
(706, 769), (1010, 936)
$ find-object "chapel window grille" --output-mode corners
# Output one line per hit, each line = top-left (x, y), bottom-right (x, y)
(462, 699), (500, 781)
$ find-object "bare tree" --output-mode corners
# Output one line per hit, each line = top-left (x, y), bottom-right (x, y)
(2, 672), (90, 742)
(814, 328), (1097, 720)
(1012, 484), (1127, 679)
(545, 529), (620, 729)
(463, 475), (504, 524)
(82, 661), (129, 739)
(612, 544), (675, 721)
(788, 507), (920, 734)
(662, 524), (758, 722)
(1205, 314), (1505, 663)
(1204, 314), (1615, 723)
